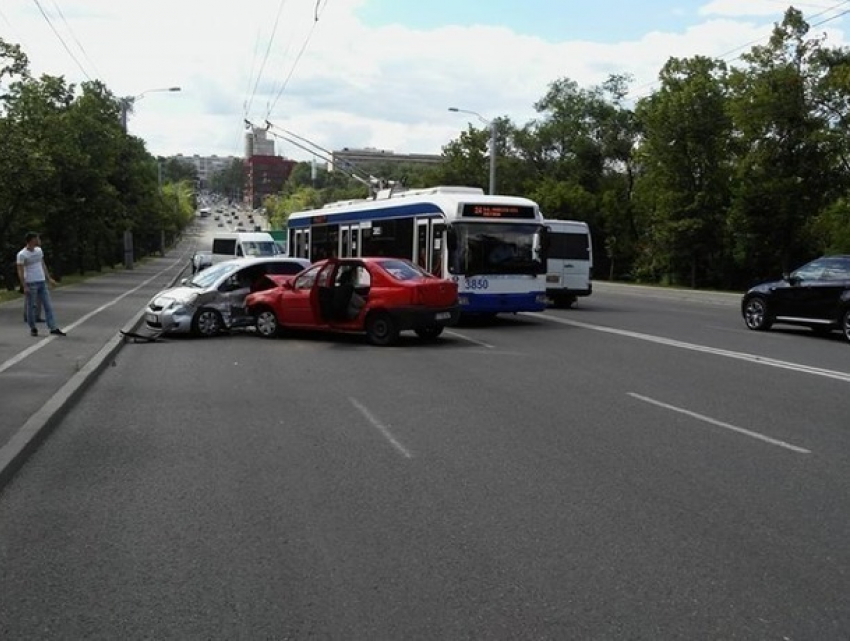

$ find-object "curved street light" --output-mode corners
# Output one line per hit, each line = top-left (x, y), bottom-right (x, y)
(120, 86), (181, 132)
(448, 106), (496, 195)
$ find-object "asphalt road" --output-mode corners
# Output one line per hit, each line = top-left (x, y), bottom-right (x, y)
(2, 281), (850, 639)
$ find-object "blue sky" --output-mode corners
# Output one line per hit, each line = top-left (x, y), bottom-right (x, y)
(2, 0), (848, 160)
(355, 0), (695, 43)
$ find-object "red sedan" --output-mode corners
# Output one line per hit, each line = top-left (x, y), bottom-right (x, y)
(245, 257), (460, 345)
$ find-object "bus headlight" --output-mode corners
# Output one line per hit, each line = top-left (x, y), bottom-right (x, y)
(458, 295), (469, 306)
(536, 294), (548, 304)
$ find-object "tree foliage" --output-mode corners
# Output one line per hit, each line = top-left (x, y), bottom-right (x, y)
(0, 37), (194, 287)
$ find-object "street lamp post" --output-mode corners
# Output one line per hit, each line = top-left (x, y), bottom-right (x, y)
(120, 86), (181, 132)
(448, 106), (496, 195)
(118, 86), (180, 269)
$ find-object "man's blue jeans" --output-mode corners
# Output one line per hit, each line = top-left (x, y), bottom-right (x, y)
(25, 281), (57, 331)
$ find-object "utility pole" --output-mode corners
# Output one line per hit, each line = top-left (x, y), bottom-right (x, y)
(448, 107), (497, 195)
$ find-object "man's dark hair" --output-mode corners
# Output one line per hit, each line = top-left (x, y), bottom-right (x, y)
(25, 232), (39, 243)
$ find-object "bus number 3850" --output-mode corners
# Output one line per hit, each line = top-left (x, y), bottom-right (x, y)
(464, 277), (489, 290)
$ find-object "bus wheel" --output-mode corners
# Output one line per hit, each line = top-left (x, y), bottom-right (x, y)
(366, 312), (399, 346)
(415, 325), (444, 340)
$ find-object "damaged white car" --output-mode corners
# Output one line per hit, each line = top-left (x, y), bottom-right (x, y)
(144, 256), (310, 337)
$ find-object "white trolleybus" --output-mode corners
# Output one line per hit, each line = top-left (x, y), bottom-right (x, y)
(287, 186), (549, 315)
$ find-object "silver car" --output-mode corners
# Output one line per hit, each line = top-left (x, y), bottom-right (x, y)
(145, 257), (311, 337)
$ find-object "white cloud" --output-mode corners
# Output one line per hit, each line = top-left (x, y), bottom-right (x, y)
(3, 0), (847, 162)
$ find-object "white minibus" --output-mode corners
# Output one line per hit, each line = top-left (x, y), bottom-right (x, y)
(543, 219), (593, 308)
(211, 232), (281, 264)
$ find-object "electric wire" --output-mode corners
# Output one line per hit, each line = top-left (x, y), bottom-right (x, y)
(244, 0), (290, 119)
(628, 0), (850, 99)
(237, 24), (268, 155)
(30, 0), (93, 82)
(48, 0), (104, 82)
(264, 0), (329, 119)
(259, 118), (377, 187)
(0, 5), (28, 51)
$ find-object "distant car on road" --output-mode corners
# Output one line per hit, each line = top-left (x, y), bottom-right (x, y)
(741, 254), (850, 342)
(245, 257), (460, 346)
(145, 256), (311, 337)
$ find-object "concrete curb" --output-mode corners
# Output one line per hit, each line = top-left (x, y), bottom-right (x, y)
(0, 269), (183, 492)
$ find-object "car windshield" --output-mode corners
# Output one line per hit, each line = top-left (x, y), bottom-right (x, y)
(188, 262), (238, 288)
(242, 241), (278, 257)
(377, 259), (430, 281)
(448, 222), (546, 276)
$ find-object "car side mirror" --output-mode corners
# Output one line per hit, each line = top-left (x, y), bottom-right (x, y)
(283, 281), (294, 290)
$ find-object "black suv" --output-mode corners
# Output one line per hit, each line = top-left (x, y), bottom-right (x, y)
(741, 255), (850, 342)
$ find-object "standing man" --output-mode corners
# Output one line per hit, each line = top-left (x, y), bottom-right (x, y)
(16, 232), (66, 337)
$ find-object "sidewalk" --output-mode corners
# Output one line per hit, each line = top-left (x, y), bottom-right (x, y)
(0, 235), (200, 490)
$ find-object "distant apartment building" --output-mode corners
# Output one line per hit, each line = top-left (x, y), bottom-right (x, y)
(328, 147), (442, 173)
(172, 154), (239, 190)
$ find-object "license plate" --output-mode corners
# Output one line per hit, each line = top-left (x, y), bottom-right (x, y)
(435, 312), (451, 321)
(146, 313), (158, 324)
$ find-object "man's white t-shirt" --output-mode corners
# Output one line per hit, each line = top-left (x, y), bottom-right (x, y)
(16, 246), (47, 283)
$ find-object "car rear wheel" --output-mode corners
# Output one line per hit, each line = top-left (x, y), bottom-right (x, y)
(415, 325), (444, 340)
(366, 312), (399, 346)
(743, 296), (772, 331)
(254, 307), (280, 338)
(192, 308), (223, 337)
(842, 309), (850, 343)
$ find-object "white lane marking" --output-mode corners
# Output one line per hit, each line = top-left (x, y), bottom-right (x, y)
(348, 397), (412, 459)
(0, 256), (188, 375)
(628, 392), (811, 454)
(526, 313), (850, 384)
(445, 330), (494, 349)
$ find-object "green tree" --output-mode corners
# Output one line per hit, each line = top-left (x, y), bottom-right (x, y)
(635, 56), (733, 287)
(209, 158), (245, 200)
(727, 8), (845, 278)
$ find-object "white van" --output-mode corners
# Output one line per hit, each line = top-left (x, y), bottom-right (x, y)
(544, 219), (593, 307)
(211, 232), (281, 264)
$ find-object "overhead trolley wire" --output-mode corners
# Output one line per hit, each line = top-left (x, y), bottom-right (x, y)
(627, 0), (850, 99)
(31, 0), (93, 82)
(48, 0), (104, 81)
(264, 0), (330, 119)
(244, 0), (290, 119)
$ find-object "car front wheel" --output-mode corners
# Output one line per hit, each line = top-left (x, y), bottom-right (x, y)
(366, 312), (399, 346)
(192, 308), (223, 337)
(842, 309), (850, 343)
(743, 296), (772, 331)
(254, 307), (280, 338)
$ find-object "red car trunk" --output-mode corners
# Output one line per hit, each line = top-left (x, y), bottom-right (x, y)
(413, 279), (458, 307)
